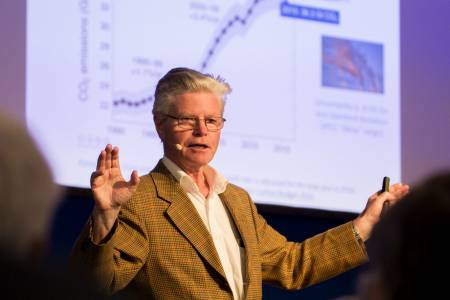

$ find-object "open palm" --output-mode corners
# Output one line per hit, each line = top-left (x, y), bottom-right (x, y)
(90, 144), (140, 212)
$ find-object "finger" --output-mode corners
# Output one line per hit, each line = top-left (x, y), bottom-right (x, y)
(96, 150), (106, 171)
(389, 183), (409, 192)
(375, 192), (391, 207)
(399, 185), (410, 196)
(368, 190), (381, 202)
(129, 170), (140, 187)
(383, 196), (399, 208)
(384, 185), (410, 205)
(378, 183), (409, 199)
(105, 144), (113, 169)
(389, 184), (410, 199)
(111, 146), (121, 169)
(366, 189), (391, 213)
(392, 186), (409, 198)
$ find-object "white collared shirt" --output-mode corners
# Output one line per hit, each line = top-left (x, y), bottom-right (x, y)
(162, 157), (244, 300)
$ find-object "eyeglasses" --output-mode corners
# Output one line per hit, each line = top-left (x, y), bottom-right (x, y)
(162, 114), (226, 132)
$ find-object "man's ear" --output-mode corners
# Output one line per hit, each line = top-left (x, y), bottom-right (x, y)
(154, 115), (165, 140)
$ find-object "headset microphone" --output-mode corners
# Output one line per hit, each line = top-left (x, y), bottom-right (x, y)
(175, 144), (183, 151)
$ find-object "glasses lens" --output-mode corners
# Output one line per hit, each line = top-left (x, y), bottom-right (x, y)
(205, 117), (223, 131)
(177, 117), (195, 129)
(171, 115), (224, 131)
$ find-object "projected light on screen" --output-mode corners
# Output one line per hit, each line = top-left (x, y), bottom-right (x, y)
(26, 0), (400, 213)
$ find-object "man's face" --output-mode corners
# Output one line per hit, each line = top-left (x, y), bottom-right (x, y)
(156, 91), (223, 171)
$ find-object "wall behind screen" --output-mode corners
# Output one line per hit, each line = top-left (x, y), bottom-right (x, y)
(400, 0), (450, 184)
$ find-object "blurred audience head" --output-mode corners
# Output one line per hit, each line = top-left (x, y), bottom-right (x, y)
(0, 110), (60, 264)
(358, 172), (450, 300)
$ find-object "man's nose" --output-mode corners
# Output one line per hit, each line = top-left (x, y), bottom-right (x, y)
(193, 119), (208, 136)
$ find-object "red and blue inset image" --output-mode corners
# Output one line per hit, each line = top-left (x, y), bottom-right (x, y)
(322, 36), (384, 94)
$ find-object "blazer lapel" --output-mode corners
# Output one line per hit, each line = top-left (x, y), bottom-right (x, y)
(219, 189), (254, 294)
(150, 161), (227, 281)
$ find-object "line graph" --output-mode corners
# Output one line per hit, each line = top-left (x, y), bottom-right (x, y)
(102, 0), (297, 140)
(112, 96), (153, 108)
(200, 0), (265, 71)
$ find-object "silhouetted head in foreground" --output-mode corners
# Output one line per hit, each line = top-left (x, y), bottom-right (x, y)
(0, 112), (109, 299)
(359, 172), (450, 300)
(0, 111), (60, 264)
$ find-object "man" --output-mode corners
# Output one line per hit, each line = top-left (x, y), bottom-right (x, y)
(71, 68), (409, 299)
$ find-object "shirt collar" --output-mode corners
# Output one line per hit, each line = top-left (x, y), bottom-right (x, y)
(162, 156), (228, 195)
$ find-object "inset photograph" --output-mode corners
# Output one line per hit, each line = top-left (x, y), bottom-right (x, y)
(322, 36), (384, 93)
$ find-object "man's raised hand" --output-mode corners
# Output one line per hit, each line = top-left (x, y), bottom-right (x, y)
(90, 144), (140, 243)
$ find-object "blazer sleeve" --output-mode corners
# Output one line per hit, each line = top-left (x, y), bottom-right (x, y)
(247, 195), (368, 290)
(70, 186), (150, 295)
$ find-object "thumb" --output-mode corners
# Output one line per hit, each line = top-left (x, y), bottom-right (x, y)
(128, 170), (140, 190)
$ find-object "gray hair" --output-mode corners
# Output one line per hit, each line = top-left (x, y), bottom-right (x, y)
(0, 111), (60, 262)
(152, 67), (232, 115)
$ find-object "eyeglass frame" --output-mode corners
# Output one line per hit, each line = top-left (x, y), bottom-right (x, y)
(161, 113), (226, 132)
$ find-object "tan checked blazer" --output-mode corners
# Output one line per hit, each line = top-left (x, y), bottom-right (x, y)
(71, 161), (368, 299)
